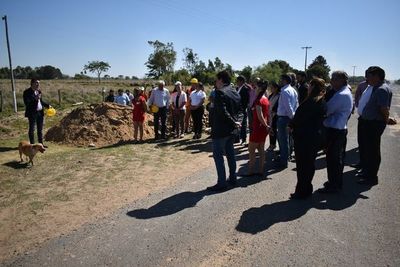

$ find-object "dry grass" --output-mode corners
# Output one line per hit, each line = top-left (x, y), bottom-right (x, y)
(0, 97), (214, 261)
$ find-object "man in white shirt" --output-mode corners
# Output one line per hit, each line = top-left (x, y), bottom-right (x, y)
(190, 82), (206, 139)
(170, 81), (187, 138)
(147, 80), (170, 140)
(114, 89), (130, 105)
(276, 74), (298, 168)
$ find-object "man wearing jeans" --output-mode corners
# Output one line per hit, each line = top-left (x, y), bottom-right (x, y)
(276, 74), (298, 169)
(23, 78), (50, 145)
(207, 70), (241, 192)
(147, 80), (170, 140)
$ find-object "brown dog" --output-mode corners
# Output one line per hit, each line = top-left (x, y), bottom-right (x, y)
(18, 141), (46, 166)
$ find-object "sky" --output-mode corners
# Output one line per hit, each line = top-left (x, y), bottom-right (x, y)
(0, 0), (399, 80)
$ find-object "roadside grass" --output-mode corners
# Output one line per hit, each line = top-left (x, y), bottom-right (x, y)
(0, 78), (215, 260)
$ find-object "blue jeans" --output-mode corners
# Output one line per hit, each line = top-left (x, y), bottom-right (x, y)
(212, 135), (236, 186)
(28, 113), (44, 144)
(277, 116), (290, 166)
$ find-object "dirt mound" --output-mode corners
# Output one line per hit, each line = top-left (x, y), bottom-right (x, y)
(45, 102), (154, 146)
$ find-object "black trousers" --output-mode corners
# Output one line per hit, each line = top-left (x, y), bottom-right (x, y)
(293, 132), (319, 195)
(358, 118), (386, 181)
(191, 106), (204, 135)
(28, 113), (44, 144)
(325, 127), (347, 189)
(154, 107), (167, 138)
(269, 116), (278, 146)
(240, 110), (248, 143)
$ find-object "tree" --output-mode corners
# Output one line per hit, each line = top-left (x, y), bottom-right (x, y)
(145, 40), (177, 78)
(254, 60), (293, 82)
(307, 55), (330, 81)
(182, 48), (199, 75)
(214, 57), (224, 72)
(207, 60), (215, 72)
(83, 60), (111, 83)
(36, 65), (63, 79)
(239, 66), (253, 82)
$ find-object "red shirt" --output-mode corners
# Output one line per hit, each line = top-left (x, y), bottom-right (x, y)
(132, 95), (146, 122)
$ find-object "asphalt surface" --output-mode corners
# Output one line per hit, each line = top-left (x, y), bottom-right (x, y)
(4, 86), (400, 267)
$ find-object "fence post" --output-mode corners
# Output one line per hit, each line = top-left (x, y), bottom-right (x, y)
(58, 89), (61, 105)
(0, 90), (3, 112)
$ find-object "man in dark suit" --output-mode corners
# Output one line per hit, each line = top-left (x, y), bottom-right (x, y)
(23, 78), (50, 145)
(296, 71), (309, 104)
(236, 75), (250, 145)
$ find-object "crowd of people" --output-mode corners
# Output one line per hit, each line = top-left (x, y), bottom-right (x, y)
(24, 65), (395, 199)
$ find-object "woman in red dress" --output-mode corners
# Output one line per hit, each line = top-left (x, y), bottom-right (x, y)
(132, 87), (147, 143)
(246, 81), (270, 176)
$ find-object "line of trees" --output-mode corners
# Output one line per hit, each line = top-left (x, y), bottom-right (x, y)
(145, 39), (333, 85)
(3, 40), (394, 85)
(0, 65), (64, 80)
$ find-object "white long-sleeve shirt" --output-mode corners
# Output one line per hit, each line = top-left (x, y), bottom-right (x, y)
(277, 84), (298, 119)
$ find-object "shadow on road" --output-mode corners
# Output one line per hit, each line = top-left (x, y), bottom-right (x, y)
(127, 171), (274, 220)
(126, 189), (215, 219)
(236, 169), (372, 234)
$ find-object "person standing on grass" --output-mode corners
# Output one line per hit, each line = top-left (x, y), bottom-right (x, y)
(23, 78), (51, 146)
(132, 87), (147, 143)
(244, 81), (270, 177)
(114, 89), (130, 105)
(289, 78), (327, 199)
(207, 70), (241, 192)
(147, 80), (170, 140)
(105, 89), (115, 102)
(184, 78), (198, 133)
(190, 82), (206, 139)
(170, 81), (187, 138)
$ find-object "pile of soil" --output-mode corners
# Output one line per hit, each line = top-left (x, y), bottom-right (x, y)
(45, 102), (154, 146)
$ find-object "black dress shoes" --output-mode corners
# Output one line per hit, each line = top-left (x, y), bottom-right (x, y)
(357, 178), (378, 186)
(206, 184), (228, 192)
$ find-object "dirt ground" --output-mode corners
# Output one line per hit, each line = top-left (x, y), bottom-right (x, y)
(0, 111), (214, 262)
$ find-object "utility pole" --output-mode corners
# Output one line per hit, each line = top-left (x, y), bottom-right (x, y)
(352, 65), (356, 86)
(301, 46), (312, 72)
(2, 15), (17, 113)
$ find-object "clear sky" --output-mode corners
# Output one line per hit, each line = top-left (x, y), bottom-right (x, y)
(1, 0), (399, 79)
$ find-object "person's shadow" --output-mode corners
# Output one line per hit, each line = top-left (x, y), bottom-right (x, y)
(127, 172), (274, 220)
(236, 169), (372, 234)
(127, 189), (216, 219)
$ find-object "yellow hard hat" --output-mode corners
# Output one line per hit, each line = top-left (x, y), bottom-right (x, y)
(45, 107), (56, 117)
(150, 105), (159, 113)
(190, 78), (198, 84)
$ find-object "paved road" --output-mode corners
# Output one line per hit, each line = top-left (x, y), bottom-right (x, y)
(4, 86), (400, 266)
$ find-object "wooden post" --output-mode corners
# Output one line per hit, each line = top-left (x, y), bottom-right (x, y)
(58, 89), (61, 105)
(0, 90), (3, 112)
